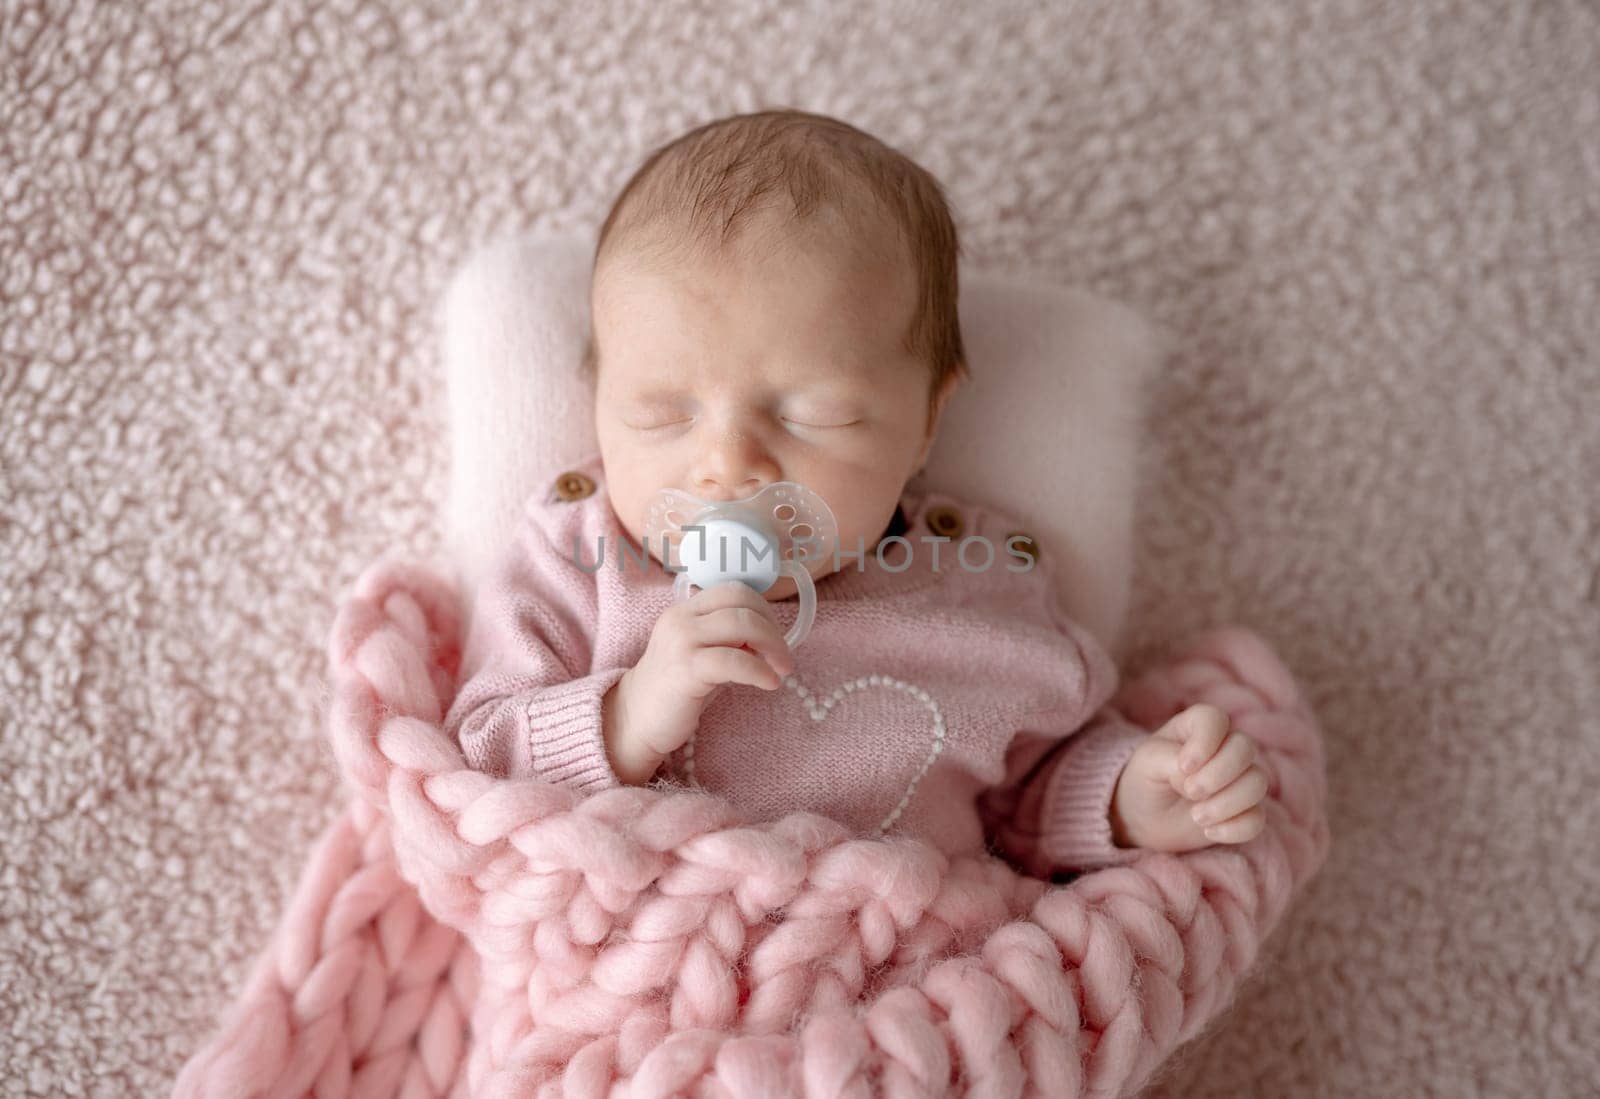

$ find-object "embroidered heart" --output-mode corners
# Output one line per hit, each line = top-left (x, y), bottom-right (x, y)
(682, 672), (948, 835)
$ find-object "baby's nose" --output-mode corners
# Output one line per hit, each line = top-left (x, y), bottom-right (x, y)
(694, 433), (778, 497)
(694, 474), (768, 502)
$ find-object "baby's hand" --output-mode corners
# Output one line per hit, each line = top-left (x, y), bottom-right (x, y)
(1109, 704), (1270, 853)
(607, 581), (795, 763)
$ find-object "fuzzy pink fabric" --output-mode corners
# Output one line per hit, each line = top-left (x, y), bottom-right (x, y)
(172, 558), (1328, 1097)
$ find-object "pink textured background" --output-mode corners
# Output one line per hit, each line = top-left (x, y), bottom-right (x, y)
(2, 2), (1595, 1095)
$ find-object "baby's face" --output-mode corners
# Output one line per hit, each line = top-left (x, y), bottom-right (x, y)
(591, 228), (952, 601)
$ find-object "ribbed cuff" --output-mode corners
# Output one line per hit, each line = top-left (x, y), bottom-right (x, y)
(525, 667), (632, 794)
(1039, 718), (1149, 870)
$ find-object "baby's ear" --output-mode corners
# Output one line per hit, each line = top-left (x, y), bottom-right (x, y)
(935, 368), (964, 416)
(921, 377), (953, 473)
(917, 371), (963, 460)
(578, 335), (597, 379)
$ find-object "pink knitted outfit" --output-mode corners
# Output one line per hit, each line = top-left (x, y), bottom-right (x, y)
(445, 453), (1150, 877)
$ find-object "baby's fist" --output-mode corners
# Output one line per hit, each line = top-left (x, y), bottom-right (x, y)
(1110, 704), (1270, 853)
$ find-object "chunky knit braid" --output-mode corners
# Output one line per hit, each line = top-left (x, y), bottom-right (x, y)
(174, 555), (1329, 1097)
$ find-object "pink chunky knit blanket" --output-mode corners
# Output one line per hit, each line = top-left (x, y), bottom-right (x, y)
(173, 557), (1330, 1098)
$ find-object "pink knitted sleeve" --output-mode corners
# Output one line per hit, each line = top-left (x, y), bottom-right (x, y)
(976, 589), (1150, 875)
(976, 708), (1149, 877)
(441, 502), (629, 789)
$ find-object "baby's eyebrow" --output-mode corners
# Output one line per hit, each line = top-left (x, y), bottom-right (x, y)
(620, 376), (870, 407)
(623, 386), (689, 405)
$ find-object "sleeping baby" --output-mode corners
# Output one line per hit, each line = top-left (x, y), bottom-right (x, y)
(443, 108), (1269, 877)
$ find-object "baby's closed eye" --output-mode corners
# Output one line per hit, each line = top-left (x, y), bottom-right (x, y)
(626, 416), (693, 431)
(779, 400), (865, 429)
(782, 414), (862, 429)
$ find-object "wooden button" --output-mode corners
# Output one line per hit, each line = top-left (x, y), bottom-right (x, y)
(1007, 532), (1040, 565)
(552, 470), (596, 502)
(923, 504), (964, 540)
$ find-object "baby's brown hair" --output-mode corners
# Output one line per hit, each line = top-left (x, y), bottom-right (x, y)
(582, 108), (968, 426)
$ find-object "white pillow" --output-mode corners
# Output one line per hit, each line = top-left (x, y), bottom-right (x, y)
(441, 232), (1165, 653)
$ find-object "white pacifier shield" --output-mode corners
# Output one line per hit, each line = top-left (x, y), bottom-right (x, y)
(644, 481), (839, 577)
(644, 480), (840, 651)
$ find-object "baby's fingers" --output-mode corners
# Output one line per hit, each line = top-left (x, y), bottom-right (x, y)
(1194, 804), (1266, 845)
(1169, 704), (1230, 775)
(693, 606), (794, 677)
(1189, 764), (1270, 831)
(1184, 728), (1256, 800)
(691, 646), (785, 692)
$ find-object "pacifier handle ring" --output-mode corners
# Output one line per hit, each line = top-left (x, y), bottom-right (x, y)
(778, 561), (816, 650)
(670, 565), (816, 651)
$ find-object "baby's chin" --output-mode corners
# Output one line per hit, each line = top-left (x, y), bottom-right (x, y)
(760, 572), (803, 601)
(763, 556), (842, 601)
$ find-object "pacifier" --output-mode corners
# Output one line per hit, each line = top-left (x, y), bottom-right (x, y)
(643, 481), (839, 650)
